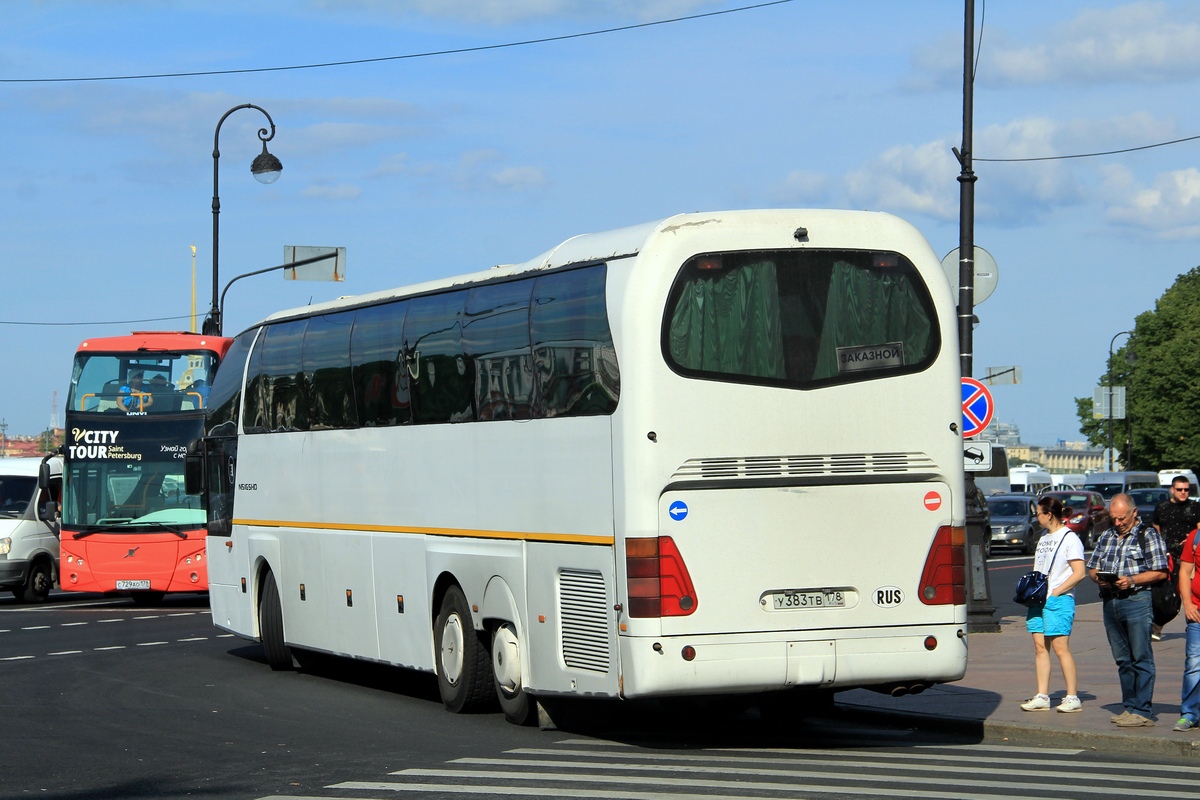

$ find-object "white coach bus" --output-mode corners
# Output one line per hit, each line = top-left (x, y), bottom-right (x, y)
(187, 209), (968, 725)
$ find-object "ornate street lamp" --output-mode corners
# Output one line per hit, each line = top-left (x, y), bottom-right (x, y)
(203, 104), (282, 336)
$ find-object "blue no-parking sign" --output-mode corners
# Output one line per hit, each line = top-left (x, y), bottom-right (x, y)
(961, 377), (995, 438)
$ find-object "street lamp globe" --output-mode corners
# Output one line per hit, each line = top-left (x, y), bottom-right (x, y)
(251, 142), (283, 184)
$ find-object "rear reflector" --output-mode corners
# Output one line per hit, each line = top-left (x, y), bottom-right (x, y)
(918, 526), (965, 606)
(626, 536), (698, 618)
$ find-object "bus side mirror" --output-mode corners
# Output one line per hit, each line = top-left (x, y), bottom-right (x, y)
(38, 461), (51, 491)
(184, 439), (205, 496)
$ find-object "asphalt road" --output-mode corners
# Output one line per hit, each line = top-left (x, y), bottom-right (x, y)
(1, 584), (1186, 800)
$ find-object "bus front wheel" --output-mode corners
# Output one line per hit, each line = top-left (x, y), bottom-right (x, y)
(492, 623), (535, 725)
(435, 585), (492, 713)
(17, 558), (52, 604)
(259, 572), (294, 671)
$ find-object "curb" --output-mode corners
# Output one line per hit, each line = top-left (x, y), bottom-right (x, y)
(832, 703), (1200, 759)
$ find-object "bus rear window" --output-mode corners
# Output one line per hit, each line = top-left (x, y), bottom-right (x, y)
(662, 249), (939, 388)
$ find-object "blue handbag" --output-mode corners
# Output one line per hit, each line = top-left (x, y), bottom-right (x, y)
(1013, 535), (1065, 607)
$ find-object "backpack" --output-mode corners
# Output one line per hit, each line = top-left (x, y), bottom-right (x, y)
(1136, 525), (1181, 627)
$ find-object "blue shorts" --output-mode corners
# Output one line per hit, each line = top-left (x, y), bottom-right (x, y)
(1026, 593), (1076, 637)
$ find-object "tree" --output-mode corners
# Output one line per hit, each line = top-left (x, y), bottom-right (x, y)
(1077, 266), (1200, 471)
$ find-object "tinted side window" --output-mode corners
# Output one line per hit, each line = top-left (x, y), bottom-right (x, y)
(350, 301), (410, 427)
(464, 281), (533, 421)
(530, 265), (619, 417)
(258, 320), (309, 433)
(206, 330), (256, 436)
(304, 312), (356, 430)
(404, 291), (472, 424)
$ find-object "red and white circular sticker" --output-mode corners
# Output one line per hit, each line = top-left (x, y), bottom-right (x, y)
(923, 491), (942, 511)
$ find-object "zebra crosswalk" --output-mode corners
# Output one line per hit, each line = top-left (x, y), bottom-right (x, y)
(257, 732), (1200, 800)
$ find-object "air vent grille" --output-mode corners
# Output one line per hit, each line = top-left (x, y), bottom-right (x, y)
(559, 568), (610, 674)
(671, 452), (937, 481)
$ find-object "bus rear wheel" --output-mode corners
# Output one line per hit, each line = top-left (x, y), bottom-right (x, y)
(259, 572), (294, 671)
(435, 585), (492, 713)
(492, 623), (535, 725)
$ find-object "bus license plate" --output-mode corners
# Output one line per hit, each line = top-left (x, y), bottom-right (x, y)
(116, 580), (151, 590)
(769, 590), (845, 610)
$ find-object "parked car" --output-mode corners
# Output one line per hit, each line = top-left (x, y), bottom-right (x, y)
(965, 477), (992, 559)
(985, 493), (1041, 555)
(1129, 487), (1170, 525)
(1039, 489), (1108, 548)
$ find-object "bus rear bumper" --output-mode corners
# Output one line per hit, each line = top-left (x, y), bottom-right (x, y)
(618, 623), (967, 699)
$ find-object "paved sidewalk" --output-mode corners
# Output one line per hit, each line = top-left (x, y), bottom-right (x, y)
(835, 604), (1200, 758)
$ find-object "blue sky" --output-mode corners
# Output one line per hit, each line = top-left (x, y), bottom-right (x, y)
(3, 1), (1199, 449)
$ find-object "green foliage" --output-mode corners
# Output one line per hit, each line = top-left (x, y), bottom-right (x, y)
(1077, 267), (1200, 471)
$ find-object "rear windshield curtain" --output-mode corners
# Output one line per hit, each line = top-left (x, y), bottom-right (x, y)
(665, 250), (938, 388)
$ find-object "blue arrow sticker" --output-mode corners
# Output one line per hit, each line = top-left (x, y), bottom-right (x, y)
(668, 500), (689, 521)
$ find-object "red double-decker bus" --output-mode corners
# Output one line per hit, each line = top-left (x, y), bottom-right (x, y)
(61, 331), (232, 602)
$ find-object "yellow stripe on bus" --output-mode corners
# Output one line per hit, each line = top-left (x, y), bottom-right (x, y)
(230, 518), (614, 546)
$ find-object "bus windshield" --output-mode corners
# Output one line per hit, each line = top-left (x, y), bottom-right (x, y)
(63, 418), (205, 531)
(68, 352), (218, 414)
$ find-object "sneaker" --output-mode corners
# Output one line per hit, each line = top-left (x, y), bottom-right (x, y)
(1021, 694), (1051, 711)
(1057, 696), (1082, 713)
(1174, 717), (1198, 732)
(1151, 624), (1163, 642)
(1116, 713), (1156, 727)
(1111, 710), (1135, 723)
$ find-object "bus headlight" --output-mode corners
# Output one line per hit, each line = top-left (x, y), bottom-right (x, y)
(0, 537), (10, 555)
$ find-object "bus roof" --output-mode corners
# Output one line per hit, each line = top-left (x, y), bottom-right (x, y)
(252, 208), (931, 330)
(77, 331), (233, 356)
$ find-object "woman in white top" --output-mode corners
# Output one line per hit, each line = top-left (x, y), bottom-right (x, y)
(1021, 495), (1087, 712)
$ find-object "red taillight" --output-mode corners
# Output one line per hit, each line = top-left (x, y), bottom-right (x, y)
(626, 536), (698, 618)
(918, 526), (965, 606)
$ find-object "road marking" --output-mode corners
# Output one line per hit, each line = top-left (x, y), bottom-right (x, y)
(0, 655), (34, 661)
(62, 622), (89, 627)
(98, 619), (124, 624)
(49, 650), (83, 656)
(168, 612), (198, 617)
(177, 637), (207, 642)
(133, 615), (161, 620)
(21, 625), (51, 630)
(136, 641), (168, 647)
(94, 646), (126, 651)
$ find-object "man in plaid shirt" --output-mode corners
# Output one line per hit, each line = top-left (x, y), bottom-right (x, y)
(1087, 493), (1170, 727)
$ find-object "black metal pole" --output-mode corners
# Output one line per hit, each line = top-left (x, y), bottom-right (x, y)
(218, 252), (340, 328)
(207, 103), (278, 337)
(955, 0), (977, 380)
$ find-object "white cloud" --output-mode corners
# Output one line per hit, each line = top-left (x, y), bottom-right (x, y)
(302, 183), (363, 201)
(913, 1), (1200, 88)
(367, 153), (410, 178)
(452, 150), (547, 193)
(845, 141), (961, 221)
(1105, 167), (1200, 238)
(490, 165), (547, 190)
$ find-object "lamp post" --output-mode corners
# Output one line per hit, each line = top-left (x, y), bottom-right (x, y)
(204, 103), (282, 336)
(1107, 330), (1135, 471)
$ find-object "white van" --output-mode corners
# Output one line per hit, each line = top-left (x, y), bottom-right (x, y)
(1158, 469), (1199, 498)
(1010, 464), (1053, 495)
(1083, 471), (1161, 504)
(0, 456), (62, 603)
